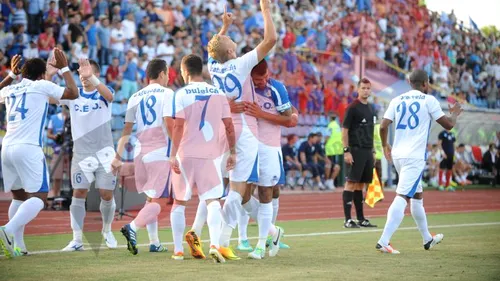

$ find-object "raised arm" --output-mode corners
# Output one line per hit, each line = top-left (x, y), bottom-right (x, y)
(50, 48), (79, 100)
(0, 55), (21, 90)
(78, 58), (113, 102)
(218, 5), (233, 36)
(436, 102), (463, 130)
(254, 0), (277, 62)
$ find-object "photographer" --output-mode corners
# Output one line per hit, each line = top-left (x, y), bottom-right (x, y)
(46, 106), (70, 209)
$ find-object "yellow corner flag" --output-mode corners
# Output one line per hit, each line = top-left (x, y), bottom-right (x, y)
(365, 168), (384, 208)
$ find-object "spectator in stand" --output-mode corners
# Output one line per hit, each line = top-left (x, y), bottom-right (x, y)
(156, 38), (175, 66)
(7, 0), (27, 30)
(23, 40), (39, 59)
(38, 26), (56, 59)
(482, 143), (500, 185)
(121, 50), (138, 99)
(298, 133), (325, 190)
(282, 134), (303, 189)
(106, 57), (121, 91)
(110, 19), (126, 64)
(84, 15), (99, 61)
(97, 16), (111, 66)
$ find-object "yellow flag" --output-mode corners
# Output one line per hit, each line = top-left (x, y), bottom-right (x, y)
(365, 168), (384, 208)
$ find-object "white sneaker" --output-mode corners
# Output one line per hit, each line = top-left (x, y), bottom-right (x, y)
(103, 231), (118, 249)
(62, 240), (85, 252)
(376, 243), (400, 254)
(424, 233), (444, 250)
(317, 182), (326, 190)
(269, 226), (284, 257)
(297, 177), (305, 186)
(0, 226), (15, 258)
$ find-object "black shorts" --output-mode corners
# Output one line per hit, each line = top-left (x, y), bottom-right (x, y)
(284, 161), (300, 172)
(439, 155), (454, 170)
(303, 162), (320, 177)
(346, 147), (374, 183)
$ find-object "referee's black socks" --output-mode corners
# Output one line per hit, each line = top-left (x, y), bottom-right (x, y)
(353, 190), (365, 221)
(342, 191), (354, 221)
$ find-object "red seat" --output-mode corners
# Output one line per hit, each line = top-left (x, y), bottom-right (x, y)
(470, 146), (483, 164)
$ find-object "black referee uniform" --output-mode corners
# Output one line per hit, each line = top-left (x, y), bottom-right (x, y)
(342, 99), (376, 228)
(343, 101), (375, 183)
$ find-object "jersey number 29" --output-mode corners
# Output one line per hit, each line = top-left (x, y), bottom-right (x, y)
(396, 101), (420, 130)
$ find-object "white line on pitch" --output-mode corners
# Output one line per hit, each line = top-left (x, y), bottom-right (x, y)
(7, 221), (499, 256)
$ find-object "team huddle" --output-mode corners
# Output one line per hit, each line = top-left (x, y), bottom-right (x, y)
(0, 0), (463, 261)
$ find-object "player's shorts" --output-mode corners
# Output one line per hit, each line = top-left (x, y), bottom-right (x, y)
(2, 144), (50, 193)
(439, 153), (454, 170)
(171, 157), (224, 202)
(134, 147), (170, 199)
(229, 125), (259, 183)
(71, 151), (116, 190)
(257, 143), (285, 187)
(393, 158), (425, 198)
(218, 151), (230, 179)
(346, 147), (374, 183)
(50, 153), (70, 180)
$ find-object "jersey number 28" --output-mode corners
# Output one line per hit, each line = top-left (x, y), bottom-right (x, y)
(396, 101), (420, 130)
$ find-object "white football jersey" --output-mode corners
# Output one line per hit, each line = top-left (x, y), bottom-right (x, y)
(0, 78), (65, 147)
(60, 87), (114, 154)
(208, 49), (259, 128)
(383, 90), (445, 160)
(125, 83), (174, 150)
(165, 81), (231, 159)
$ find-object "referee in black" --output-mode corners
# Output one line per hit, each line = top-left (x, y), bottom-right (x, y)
(342, 78), (377, 228)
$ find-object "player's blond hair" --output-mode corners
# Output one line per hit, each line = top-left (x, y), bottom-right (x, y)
(207, 34), (226, 63)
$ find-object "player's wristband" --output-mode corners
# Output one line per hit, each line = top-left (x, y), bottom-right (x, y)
(60, 66), (70, 74)
(88, 75), (101, 86)
(8, 72), (17, 79)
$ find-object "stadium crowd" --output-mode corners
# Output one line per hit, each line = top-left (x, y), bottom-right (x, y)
(0, 0), (499, 192)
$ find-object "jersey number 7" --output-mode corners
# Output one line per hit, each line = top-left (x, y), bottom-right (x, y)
(195, 95), (211, 130)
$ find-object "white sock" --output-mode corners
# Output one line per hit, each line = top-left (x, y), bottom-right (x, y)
(192, 200), (207, 237)
(219, 190), (242, 247)
(272, 198), (279, 224)
(257, 202), (273, 249)
(70, 197), (86, 243)
(99, 198), (116, 233)
(8, 199), (26, 251)
(129, 221), (137, 232)
(146, 221), (159, 245)
(378, 196), (407, 246)
(238, 212), (249, 243)
(5, 197), (44, 237)
(242, 196), (259, 221)
(461, 174), (467, 182)
(170, 205), (186, 253)
(410, 199), (432, 244)
(207, 201), (222, 248)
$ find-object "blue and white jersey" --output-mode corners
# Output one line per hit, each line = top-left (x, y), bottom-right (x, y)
(255, 78), (292, 147)
(208, 49), (259, 128)
(383, 90), (445, 160)
(60, 87), (115, 154)
(0, 78), (64, 147)
(125, 83), (174, 151)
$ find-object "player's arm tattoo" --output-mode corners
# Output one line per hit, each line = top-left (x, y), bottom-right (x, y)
(223, 117), (236, 154)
